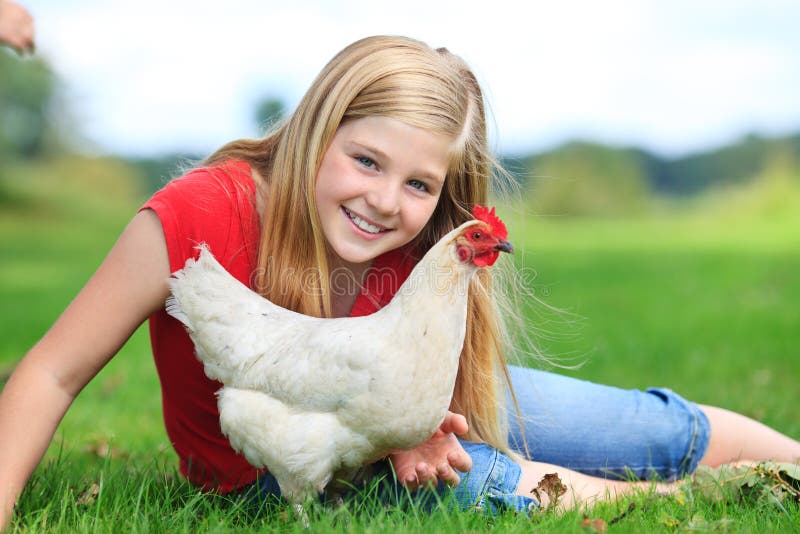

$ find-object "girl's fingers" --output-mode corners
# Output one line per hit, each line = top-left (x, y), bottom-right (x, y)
(415, 462), (436, 487)
(439, 412), (468, 435)
(448, 450), (472, 473)
(436, 462), (460, 487)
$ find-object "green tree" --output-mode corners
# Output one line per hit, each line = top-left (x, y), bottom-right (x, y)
(526, 141), (651, 216)
(0, 49), (59, 160)
(253, 96), (285, 134)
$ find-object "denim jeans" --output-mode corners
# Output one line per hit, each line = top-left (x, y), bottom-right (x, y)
(506, 365), (710, 481)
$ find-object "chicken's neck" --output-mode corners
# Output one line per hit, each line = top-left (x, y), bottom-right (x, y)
(378, 225), (479, 339)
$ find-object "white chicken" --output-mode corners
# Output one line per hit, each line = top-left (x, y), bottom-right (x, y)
(165, 205), (512, 503)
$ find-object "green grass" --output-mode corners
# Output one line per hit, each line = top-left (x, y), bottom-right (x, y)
(1, 161), (799, 531)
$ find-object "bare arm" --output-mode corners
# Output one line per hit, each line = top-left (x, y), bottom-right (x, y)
(0, 210), (169, 529)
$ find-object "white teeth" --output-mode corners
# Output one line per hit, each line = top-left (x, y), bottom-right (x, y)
(344, 208), (383, 234)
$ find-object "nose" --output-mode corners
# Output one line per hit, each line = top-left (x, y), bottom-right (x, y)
(364, 181), (401, 217)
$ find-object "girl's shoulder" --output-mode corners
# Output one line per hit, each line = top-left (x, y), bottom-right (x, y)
(140, 159), (260, 276)
(155, 159), (256, 205)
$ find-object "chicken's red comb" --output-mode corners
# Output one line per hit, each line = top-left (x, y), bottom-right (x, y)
(472, 205), (508, 240)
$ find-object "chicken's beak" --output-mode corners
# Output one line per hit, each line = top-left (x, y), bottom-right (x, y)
(494, 239), (514, 254)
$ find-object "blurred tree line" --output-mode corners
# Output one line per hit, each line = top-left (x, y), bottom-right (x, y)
(2, 50), (798, 216)
(0, 49), (59, 163)
(503, 133), (800, 216)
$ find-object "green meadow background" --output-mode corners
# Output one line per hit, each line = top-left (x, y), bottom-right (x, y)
(2, 154), (798, 531)
(2, 49), (799, 531)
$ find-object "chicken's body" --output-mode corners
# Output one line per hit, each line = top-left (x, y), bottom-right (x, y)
(166, 213), (511, 502)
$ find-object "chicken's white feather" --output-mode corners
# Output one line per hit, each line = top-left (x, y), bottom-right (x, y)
(166, 219), (502, 502)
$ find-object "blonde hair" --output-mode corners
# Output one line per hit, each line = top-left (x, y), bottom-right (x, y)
(206, 35), (519, 454)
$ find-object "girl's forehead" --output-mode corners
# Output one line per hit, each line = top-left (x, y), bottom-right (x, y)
(338, 114), (454, 137)
(337, 116), (457, 151)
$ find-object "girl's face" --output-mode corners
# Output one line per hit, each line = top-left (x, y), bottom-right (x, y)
(315, 116), (451, 267)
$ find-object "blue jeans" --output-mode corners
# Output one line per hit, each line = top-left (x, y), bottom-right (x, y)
(506, 365), (710, 481)
(246, 366), (711, 513)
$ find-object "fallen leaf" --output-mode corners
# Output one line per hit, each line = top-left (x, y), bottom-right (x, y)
(755, 462), (800, 502)
(83, 437), (128, 459)
(76, 483), (100, 506)
(692, 464), (758, 502)
(579, 514), (606, 532)
(531, 472), (566, 509)
(691, 462), (800, 505)
(591, 518), (607, 532)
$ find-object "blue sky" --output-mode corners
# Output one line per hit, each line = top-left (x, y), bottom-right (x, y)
(22, 0), (800, 157)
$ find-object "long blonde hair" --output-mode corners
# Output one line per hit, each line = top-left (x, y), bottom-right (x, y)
(207, 35), (518, 454)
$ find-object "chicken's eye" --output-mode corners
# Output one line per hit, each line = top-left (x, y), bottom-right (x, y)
(472, 232), (482, 240)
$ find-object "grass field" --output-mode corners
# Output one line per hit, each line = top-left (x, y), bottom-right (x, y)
(1, 161), (798, 531)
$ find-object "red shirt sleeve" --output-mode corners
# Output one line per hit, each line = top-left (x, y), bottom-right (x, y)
(143, 160), (259, 280)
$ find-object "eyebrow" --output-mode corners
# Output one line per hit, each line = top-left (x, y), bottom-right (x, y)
(350, 141), (446, 185)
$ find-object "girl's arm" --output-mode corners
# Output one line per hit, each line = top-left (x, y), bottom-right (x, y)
(0, 210), (170, 529)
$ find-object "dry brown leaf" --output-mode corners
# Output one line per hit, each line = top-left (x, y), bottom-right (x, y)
(531, 472), (566, 509)
(83, 437), (128, 459)
(76, 483), (100, 506)
(580, 514), (607, 532)
(692, 462), (800, 504)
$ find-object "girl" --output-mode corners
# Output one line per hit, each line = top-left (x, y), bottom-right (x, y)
(1, 35), (798, 526)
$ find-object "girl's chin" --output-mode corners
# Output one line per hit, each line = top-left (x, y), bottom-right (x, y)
(328, 244), (380, 268)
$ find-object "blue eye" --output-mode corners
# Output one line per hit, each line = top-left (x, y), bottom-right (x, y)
(356, 155), (376, 169)
(408, 179), (428, 192)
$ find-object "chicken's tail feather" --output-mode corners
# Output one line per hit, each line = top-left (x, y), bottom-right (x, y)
(164, 243), (239, 329)
(164, 293), (190, 328)
(164, 244), (204, 329)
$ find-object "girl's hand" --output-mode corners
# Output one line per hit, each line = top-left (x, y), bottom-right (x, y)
(388, 411), (473, 491)
(0, 0), (35, 54)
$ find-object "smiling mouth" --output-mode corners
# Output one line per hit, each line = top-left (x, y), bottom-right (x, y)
(342, 207), (389, 234)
